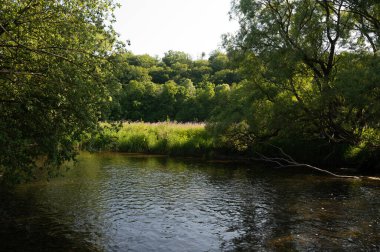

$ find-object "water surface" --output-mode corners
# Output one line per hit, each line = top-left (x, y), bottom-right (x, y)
(1, 152), (379, 251)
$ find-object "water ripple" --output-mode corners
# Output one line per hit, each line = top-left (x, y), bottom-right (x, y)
(1, 153), (380, 251)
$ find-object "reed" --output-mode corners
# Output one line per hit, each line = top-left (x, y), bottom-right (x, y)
(83, 122), (215, 157)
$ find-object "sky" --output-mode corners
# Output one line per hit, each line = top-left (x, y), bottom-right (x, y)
(114, 0), (239, 59)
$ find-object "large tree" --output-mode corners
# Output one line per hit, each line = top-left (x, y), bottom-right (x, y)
(0, 0), (121, 183)
(211, 0), (380, 168)
(221, 0), (380, 144)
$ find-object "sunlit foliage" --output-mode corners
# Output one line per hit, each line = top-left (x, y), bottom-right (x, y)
(0, 0), (121, 183)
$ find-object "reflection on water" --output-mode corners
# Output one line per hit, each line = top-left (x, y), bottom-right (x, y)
(1, 152), (379, 251)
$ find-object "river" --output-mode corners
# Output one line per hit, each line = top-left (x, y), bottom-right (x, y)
(0, 152), (379, 251)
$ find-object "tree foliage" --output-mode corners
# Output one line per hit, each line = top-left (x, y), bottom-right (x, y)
(213, 0), (380, 169)
(3, 0), (378, 181)
(0, 0), (121, 183)
(107, 50), (241, 122)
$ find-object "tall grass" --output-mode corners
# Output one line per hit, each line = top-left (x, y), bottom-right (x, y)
(82, 122), (215, 157)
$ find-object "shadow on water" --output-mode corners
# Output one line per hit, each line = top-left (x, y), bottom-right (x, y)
(1, 152), (379, 251)
(0, 188), (102, 252)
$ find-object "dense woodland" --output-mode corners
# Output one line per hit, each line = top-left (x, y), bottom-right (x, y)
(105, 50), (242, 122)
(1, 0), (380, 183)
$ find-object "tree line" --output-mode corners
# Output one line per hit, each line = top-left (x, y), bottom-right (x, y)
(105, 50), (242, 122)
(1, 0), (379, 183)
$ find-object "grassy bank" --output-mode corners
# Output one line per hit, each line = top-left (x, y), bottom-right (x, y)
(80, 122), (380, 175)
(82, 122), (216, 157)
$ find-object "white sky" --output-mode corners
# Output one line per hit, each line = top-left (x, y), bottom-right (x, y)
(114, 0), (239, 59)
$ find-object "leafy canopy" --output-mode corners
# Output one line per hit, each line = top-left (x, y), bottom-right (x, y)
(0, 0), (121, 183)
(211, 0), (380, 167)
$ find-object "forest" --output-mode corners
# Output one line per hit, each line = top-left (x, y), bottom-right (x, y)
(1, 0), (380, 184)
(105, 50), (242, 122)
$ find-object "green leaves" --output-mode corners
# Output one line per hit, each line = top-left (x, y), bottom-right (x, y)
(106, 50), (243, 123)
(211, 0), (380, 169)
(0, 0), (120, 184)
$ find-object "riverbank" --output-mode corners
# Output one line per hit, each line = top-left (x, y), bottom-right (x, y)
(82, 122), (218, 157)
(81, 122), (380, 176)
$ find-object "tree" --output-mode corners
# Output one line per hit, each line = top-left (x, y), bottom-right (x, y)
(194, 82), (216, 121)
(162, 50), (192, 67)
(158, 80), (179, 120)
(126, 54), (159, 68)
(210, 0), (380, 169)
(344, 0), (380, 53)
(175, 79), (197, 121)
(149, 65), (171, 84)
(208, 50), (229, 72)
(224, 0), (380, 145)
(189, 59), (212, 85)
(212, 69), (242, 85)
(0, 0), (121, 183)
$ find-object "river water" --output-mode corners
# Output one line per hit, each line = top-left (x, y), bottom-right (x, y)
(0, 152), (379, 251)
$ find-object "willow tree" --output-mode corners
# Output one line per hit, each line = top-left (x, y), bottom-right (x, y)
(0, 0), (121, 183)
(218, 0), (380, 157)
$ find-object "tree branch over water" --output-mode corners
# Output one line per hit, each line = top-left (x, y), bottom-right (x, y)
(252, 143), (361, 179)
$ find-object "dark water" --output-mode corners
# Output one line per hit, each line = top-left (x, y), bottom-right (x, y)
(1, 153), (380, 251)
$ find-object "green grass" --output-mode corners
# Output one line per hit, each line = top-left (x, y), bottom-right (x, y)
(82, 122), (216, 157)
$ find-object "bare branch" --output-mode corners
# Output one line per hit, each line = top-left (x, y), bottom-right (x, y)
(252, 143), (361, 179)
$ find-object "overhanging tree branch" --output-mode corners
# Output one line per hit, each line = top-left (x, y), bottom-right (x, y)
(251, 143), (361, 179)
